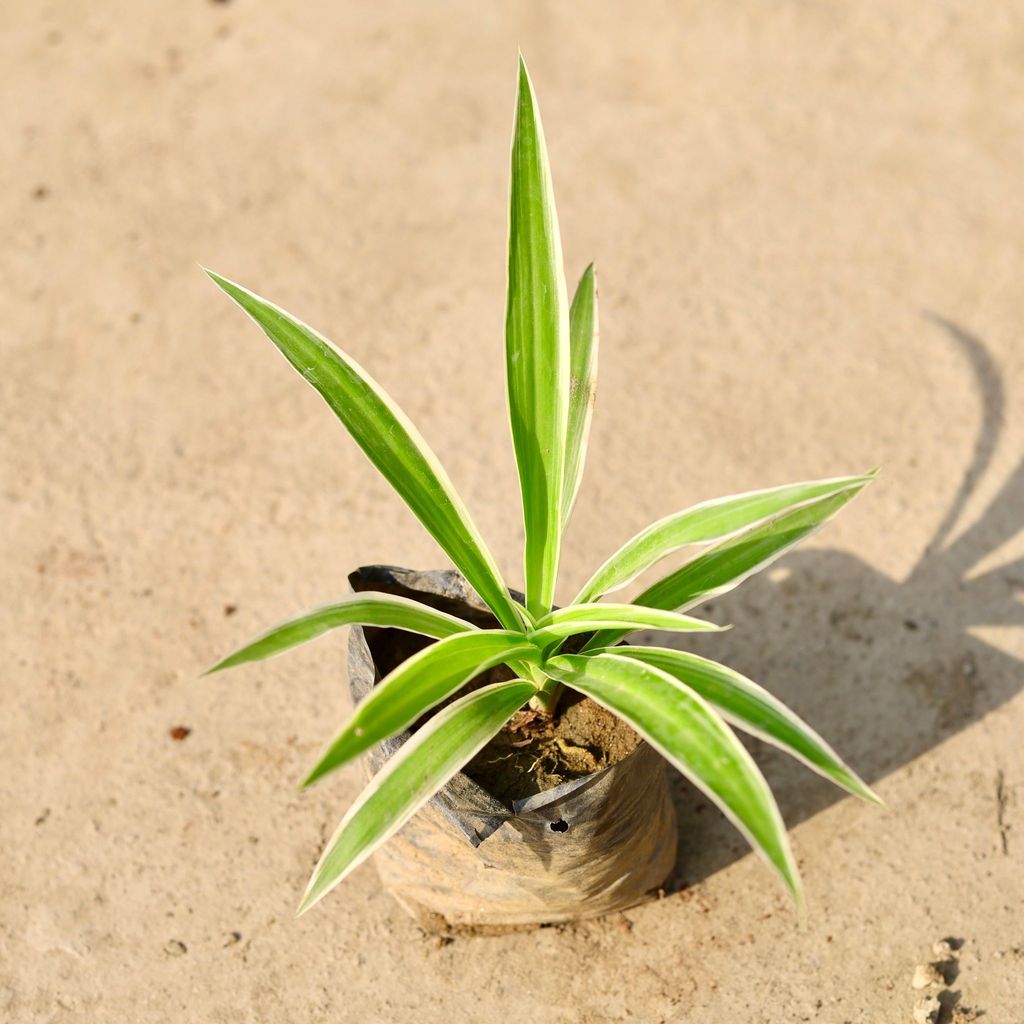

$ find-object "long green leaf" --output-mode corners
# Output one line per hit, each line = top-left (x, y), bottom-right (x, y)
(576, 473), (875, 603)
(562, 263), (598, 527)
(528, 602), (725, 647)
(584, 482), (871, 651)
(505, 56), (570, 619)
(607, 646), (880, 804)
(205, 270), (522, 632)
(546, 653), (801, 902)
(302, 631), (540, 788)
(205, 593), (477, 674)
(298, 679), (535, 914)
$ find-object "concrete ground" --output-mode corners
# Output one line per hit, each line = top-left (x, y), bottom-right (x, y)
(2, 2), (1022, 1021)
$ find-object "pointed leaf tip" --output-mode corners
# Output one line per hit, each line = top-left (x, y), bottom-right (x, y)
(202, 265), (227, 287)
(862, 785), (886, 808)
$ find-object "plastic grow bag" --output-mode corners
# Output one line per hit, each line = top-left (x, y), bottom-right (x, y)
(347, 565), (678, 929)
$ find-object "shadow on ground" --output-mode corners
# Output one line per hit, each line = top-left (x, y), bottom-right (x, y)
(659, 315), (1024, 891)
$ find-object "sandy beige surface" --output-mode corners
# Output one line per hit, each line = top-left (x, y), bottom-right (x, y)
(2, 2), (1023, 1021)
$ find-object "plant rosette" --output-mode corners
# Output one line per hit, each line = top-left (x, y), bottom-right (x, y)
(342, 565), (678, 929)
(206, 57), (879, 926)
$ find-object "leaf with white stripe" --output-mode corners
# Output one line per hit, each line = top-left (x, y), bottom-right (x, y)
(528, 602), (725, 647)
(206, 270), (522, 631)
(206, 592), (477, 674)
(298, 679), (535, 914)
(562, 263), (599, 527)
(609, 646), (880, 804)
(505, 57), (570, 618)
(546, 652), (801, 902)
(302, 631), (541, 788)
(576, 473), (875, 603)
(584, 482), (872, 651)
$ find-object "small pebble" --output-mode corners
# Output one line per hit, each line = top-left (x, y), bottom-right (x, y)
(912, 963), (944, 989)
(932, 939), (955, 959)
(163, 939), (187, 957)
(913, 994), (941, 1024)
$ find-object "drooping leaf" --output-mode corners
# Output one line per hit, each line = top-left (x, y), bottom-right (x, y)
(584, 481), (871, 651)
(576, 473), (875, 603)
(205, 270), (522, 631)
(298, 679), (536, 914)
(546, 652), (801, 902)
(205, 592), (477, 674)
(527, 602), (726, 647)
(302, 631), (540, 788)
(562, 263), (598, 527)
(505, 56), (570, 619)
(606, 646), (880, 804)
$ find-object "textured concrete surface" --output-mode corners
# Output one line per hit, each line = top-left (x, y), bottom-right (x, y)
(2, 2), (1022, 1021)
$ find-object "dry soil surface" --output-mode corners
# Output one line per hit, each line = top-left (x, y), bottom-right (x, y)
(2, 2), (1023, 1022)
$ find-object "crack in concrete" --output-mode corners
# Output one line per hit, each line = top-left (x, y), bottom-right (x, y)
(995, 770), (1009, 855)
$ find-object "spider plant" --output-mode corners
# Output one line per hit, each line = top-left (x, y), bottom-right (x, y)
(205, 57), (879, 916)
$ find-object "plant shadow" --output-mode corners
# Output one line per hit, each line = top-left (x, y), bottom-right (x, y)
(652, 315), (1024, 892)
